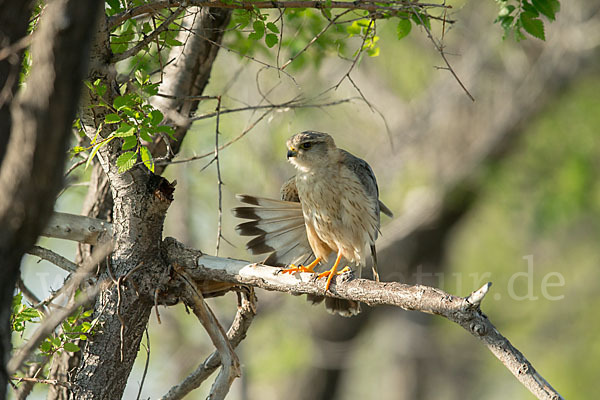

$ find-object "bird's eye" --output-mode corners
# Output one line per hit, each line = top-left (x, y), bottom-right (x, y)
(301, 142), (312, 150)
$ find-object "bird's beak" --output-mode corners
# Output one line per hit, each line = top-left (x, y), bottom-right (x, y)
(287, 147), (297, 159)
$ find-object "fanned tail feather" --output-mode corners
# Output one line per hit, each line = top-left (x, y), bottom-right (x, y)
(232, 194), (313, 266)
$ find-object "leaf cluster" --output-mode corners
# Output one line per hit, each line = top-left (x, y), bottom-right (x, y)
(495, 0), (560, 41)
(73, 76), (175, 174)
(11, 292), (96, 360)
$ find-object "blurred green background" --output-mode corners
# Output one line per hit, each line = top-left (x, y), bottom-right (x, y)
(18, 0), (599, 399)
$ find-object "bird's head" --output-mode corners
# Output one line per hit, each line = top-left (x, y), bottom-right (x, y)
(286, 131), (336, 171)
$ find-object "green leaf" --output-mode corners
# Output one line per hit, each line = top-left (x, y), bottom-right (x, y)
(522, 1), (539, 16)
(116, 151), (137, 173)
(134, 69), (146, 85)
(347, 21), (362, 36)
(139, 127), (153, 142)
(71, 146), (85, 154)
(79, 334), (88, 341)
(105, 113), (121, 124)
(113, 95), (133, 111)
(140, 146), (154, 173)
(411, 12), (431, 30)
(249, 20), (265, 40)
(266, 22), (279, 33)
(63, 342), (81, 352)
(165, 37), (183, 47)
(106, 0), (122, 11)
(520, 12), (545, 40)
(86, 139), (107, 170)
(367, 46), (380, 57)
(154, 125), (176, 140)
(265, 33), (278, 48)
(121, 135), (138, 150)
(532, 0), (560, 21)
(114, 122), (135, 137)
(397, 19), (411, 40)
(149, 110), (163, 125)
(40, 340), (52, 353)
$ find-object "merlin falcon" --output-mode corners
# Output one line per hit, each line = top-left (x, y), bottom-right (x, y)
(233, 131), (393, 316)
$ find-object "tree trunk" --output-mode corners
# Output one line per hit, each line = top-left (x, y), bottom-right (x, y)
(0, 1), (100, 397)
(68, 7), (232, 399)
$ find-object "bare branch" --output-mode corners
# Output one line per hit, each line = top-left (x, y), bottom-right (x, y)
(160, 289), (256, 400)
(42, 212), (112, 245)
(409, 4), (474, 101)
(176, 269), (241, 400)
(163, 237), (564, 400)
(214, 96), (224, 256)
(27, 245), (78, 273)
(135, 328), (151, 400)
(10, 376), (72, 389)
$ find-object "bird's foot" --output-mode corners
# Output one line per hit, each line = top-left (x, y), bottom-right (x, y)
(280, 264), (316, 274)
(317, 266), (351, 291)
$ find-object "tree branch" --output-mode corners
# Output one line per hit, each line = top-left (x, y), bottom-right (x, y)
(162, 237), (564, 400)
(44, 212), (112, 245)
(27, 246), (78, 273)
(39, 213), (563, 400)
(108, 0), (451, 29)
(160, 289), (255, 400)
(176, 269), (241, 400)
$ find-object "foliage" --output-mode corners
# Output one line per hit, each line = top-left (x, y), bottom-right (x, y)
(11, 292), (96, 360)
(72, 76), (175, 173)
(495, 0), (560, 40)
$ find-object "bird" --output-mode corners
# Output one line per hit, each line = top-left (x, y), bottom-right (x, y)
(233, 131), (392, 316)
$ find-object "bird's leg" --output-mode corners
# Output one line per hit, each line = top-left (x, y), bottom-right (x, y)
(316, 252), (347, 292)
(280, 257), (321, 274)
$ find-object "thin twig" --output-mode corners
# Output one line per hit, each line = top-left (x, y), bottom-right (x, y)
(215, 96), (224, 256)
(281, 9), (352, 70)
(191, 97), (355, 122)
(64, 158), (87, 178)
(112, 6), (185, 62)
(410, 4), (474, 101)
(10, 376), (72, 389)
(156, 108), (274, 166)
(136, 328), (151, 400)
(16, 278), (43, 310)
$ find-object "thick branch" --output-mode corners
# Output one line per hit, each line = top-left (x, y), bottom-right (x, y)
(162, 237), (563, 400)
(43, 212), (112, 245)
(39, 213), (563, 400)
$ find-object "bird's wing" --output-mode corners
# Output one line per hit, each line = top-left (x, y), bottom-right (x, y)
(340, 150), (394, 219)
(232, 192), (313, 267)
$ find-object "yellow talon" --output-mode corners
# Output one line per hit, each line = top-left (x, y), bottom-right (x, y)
(280, 257), (321, 274)
(315, 253), (349, 292)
